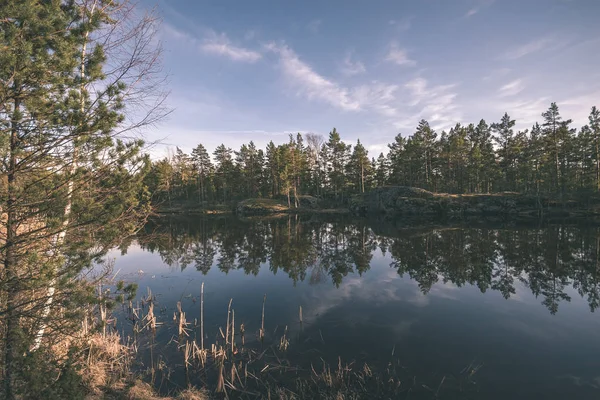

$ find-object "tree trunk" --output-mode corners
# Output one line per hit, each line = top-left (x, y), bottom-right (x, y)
(596, 137), (600, 191)
(4, 96), (21, 400)
(31, 0), (98, 351)
(201, 173), (205, 204)
(293, 185), (299, 208)
(361, 163), (364, 193)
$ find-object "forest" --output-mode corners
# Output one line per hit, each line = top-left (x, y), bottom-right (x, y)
(147, 104), (600, 208)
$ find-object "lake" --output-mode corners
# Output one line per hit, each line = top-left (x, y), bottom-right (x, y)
(109, 215), (600, 399)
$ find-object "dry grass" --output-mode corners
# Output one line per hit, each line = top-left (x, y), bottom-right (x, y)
(127, 381), (165, 400)
(126, 381), (207, 400)
(82, 332), (133, 396)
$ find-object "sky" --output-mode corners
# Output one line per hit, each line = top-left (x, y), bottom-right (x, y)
(139, 0), (600, 157)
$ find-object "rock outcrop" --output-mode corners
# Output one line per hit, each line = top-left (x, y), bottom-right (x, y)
(350, 186), (600, 219)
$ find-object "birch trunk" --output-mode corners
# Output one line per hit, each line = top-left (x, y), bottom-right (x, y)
(30, 0), (97, 352)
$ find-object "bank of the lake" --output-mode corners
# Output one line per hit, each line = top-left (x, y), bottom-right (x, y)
(350, 186), (600, 220)
(156, 186), (600, 222)
(155, 196), (350, 216)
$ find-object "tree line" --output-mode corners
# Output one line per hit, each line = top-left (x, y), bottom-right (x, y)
(146, 103), (600, 207)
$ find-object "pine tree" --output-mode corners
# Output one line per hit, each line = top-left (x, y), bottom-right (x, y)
(0, 1), (165, 396)
(387, 134), (407, 185)
(541, 103), (573, 193)
(349, 140), (371, 193)
(213, 144), (234, 203)
(374, 153), (389, 187)
(324, 128), (351, 199)
(589, 107), (600, 191)
(265, 141), (280, 197)
(492, 113), (516, 191)
(191, 144), (213, 203)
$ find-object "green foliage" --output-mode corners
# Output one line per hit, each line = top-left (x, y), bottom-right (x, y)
(148, 102), (600, 210)
(18, 349), (85, 400)
(1, 0), (162, 397)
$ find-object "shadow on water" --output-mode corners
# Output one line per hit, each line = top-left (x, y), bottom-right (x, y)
(112, 215), (600, 399)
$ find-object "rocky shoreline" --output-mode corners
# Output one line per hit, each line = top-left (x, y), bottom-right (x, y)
(349, 186), (600, 220)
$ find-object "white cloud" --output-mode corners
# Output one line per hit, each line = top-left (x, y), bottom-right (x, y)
(482, 68), (512, 81)
(498, 79), (525, 97)
(265, 42), (360, 111)
(559, 90), (600, 127)
(340, 52), (366, 76)
(201, 31), (262, 63)
(504, 37), (553, 60)
(404, 77), (462, 131)
(352, 82), (399, 117)
(464, 0), (495, 18)
(386, 42), (416, 66)
(265, 43), (463, 132)
(497, 96), (550, 127)
(388, 16), (413, 31)
(162, 24), (261, 63)
(465, 8), (479, 17)
(307, 19), (322, 34)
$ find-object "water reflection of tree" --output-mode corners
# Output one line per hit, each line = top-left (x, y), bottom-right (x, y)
(136, 217), (600, 314)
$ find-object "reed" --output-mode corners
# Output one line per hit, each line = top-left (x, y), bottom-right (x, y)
(240, 323), (245, 347)
(278, 325), (289, 351)
(230, 309), (235, 353)
(200, 282), (204, 351)
(259, 294), (266, 341)
(177, 301), (190, 337)
(225, 298), (232, 345)
(95, 283), (475, 399)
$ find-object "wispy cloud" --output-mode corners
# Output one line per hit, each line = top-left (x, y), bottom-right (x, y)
(498, 79), (525, 97)
(201, 31), (262, 63)
(404, 77), (461, 131)
(482, 68), (512, 81)
(465, 8), (479, 17)
(464, 0), (495, 18)
(498, 96), (550, 126)
(265, 42), (360, 111)
(340, 52), (366, 76)
(388, 16), (413, 31)
(504, 37), (553, 60)
(352, 82), (399, 117)
(386, 42), (416, 66)
(307, 19), (322, 34)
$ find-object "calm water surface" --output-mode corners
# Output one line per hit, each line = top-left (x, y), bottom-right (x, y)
(110, 215), (600, 399)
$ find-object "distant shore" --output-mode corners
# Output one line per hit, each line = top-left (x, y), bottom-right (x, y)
(350, 186), (600, 220)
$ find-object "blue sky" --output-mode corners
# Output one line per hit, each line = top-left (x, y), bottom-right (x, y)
(142, 0), (600, 157)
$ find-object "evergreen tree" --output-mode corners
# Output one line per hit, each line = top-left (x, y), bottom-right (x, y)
(324, 128), (351, 199)
(213, 144), (234, 203)
(468, 120), (495, 192)
(387, 134), (407, 185)
(191, 143), (213, 203)
(541, 103), (573, 193)
(265, 141), (280, 197)
(0, 1), (165, 396)
(492, 113), (516, 191)
(348, 139), (372, 193)
(589, 107), (600, 191)
(374, 153), (389, 187)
